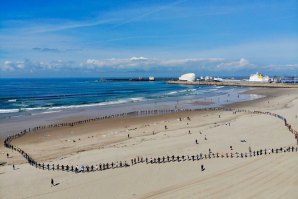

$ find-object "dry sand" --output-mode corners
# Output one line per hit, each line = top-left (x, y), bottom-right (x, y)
(1, 88), (298, 199)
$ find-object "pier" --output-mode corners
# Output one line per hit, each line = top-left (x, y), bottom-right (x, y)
(167, 80), (298, 88)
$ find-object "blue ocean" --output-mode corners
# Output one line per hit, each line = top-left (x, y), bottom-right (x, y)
(0, 78), (259, 119)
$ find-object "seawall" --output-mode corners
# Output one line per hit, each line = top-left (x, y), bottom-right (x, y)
(167, 80), (298, 88)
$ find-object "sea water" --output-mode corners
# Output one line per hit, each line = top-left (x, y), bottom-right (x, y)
(0, 78), (261, 119)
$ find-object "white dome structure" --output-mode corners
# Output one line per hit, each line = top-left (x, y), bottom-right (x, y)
(179, 73), (196, 82)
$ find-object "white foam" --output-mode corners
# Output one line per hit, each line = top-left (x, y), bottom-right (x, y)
(167, 91), (178, 95)
(21, 107), (48, 111)
(209, 88), (219, 91)
(32, 110), (62, 115)
(19, 97), (146, 112)
(167, 89), (197, 95)
(8, 99), (17, 102)
(0, 109), (19, 113)
(129, 97), (145, 102)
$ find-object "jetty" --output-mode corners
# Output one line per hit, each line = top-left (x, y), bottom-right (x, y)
(167, 80), (298, 88)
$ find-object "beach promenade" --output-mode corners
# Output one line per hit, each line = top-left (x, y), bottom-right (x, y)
(1, 88), (298, 199)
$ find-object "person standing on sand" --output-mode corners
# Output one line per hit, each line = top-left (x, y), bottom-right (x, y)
(201, 164), (205, 171)
(51, 178), (54, 187)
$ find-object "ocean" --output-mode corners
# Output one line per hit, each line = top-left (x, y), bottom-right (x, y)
(0, 78), (261, 119)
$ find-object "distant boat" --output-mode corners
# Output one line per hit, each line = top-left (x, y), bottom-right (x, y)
(149, 76), (155, 81)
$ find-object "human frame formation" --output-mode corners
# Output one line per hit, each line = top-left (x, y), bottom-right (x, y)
(4, 107), (298, 173)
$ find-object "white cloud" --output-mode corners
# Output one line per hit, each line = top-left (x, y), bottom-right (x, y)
(84, 57), (152, 69)
(0, 59), (75, 72)
(81, 57), (256, 72)
(239, 58), (249, 66)
(2, 58), (297, 75)
(1, 60), (26, 71)
(216, 58), (255, 70)
(1, 61), (15, 71)
(264, 64), (298, 72)
(195, 39), (298, 63)
(130, 56), (148, 61)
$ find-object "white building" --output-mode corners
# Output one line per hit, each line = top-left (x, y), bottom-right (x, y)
(179, 73), (196, 82)
(249, 72), (270, 82)
(149, 76), (155, 81)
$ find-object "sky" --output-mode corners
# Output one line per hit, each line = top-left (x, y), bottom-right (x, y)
(0, 0), (297, 78)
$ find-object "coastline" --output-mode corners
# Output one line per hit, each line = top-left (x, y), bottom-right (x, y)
(0, 87), (292, 163)
(0, 85), (256, 139)
(1, 87), (298, 199)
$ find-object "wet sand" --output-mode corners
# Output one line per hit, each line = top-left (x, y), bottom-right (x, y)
(1, 88), (298, 199)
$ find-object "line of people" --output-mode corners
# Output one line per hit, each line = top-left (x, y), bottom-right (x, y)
(5, 144), (298, 174)
(4, 107), (298, 174)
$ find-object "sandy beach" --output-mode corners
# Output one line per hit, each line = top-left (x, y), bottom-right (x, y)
(1, 87), (298, 199)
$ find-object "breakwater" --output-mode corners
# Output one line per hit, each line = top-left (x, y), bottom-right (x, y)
(167, 80), (298, 88)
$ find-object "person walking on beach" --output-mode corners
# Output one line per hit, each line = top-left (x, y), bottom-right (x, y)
(51, 178), (54, 187)
(201, 164), (205, 171)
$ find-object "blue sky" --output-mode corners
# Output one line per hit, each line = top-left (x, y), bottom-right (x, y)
(0, 0), (297, 77)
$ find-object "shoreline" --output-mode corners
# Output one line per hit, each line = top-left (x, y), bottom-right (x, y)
(0, 86), (257, 139)
(1, 87), (293, 164)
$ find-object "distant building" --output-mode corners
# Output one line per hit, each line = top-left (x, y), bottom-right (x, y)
(179, 73), (196, 82)
(149, 76), (155, 81)
(272, 76), (281, 83)
(281, 76), (298, 84)
(197, 76), (222, 82)
(249, 72), (270, 82)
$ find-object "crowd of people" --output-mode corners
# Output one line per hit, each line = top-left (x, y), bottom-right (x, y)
(4, 107), (298, 174)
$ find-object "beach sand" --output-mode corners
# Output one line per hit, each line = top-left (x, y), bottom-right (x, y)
(1, 88), (298, 199)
